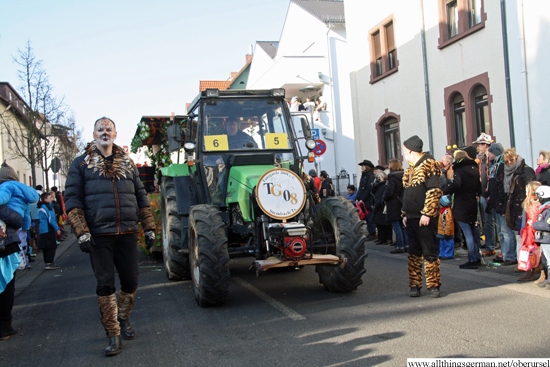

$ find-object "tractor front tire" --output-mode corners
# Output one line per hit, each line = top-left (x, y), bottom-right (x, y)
(189, 205), (230, 307)
(313, 196), (368, 292)
(160, 177), (190, 280)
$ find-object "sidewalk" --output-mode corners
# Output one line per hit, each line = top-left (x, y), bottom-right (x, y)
(14, 228), (77, 297)
(364, 238), (530, 281)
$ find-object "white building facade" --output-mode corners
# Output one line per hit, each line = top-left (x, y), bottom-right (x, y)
(505, 0), (550, 166)
(345, 0), (543, 172)
(246, 0), (357, 189)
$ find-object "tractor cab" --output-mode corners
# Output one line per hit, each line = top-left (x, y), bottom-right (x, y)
(171, 89), (315, 210)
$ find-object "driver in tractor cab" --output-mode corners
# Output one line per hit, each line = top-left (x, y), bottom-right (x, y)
(225, 118), (257, 150)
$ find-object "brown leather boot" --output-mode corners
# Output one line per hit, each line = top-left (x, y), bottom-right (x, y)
(517, 269), (536, 282)
(98, 294), (121, 356)
(117, 290), (136, 340)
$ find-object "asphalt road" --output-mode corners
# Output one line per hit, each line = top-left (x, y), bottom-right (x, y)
(1, 234), (549, 367)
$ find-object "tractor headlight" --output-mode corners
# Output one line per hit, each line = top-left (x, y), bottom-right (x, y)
(205, 89), (219, 98)
(271, 88), (285, 97)
(183, 142), (196, 152)
(305, 139), (316, 150)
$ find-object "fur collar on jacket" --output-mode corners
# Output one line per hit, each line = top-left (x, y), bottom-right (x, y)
(81, 142), (135, 180)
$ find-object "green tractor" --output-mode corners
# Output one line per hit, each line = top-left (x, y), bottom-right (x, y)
(158, 88), (367, 307)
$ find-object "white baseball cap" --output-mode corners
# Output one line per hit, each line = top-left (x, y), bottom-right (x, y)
(536, 185), (550, 199)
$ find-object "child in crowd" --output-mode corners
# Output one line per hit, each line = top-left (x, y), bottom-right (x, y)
(346, 185), (357, 204)
(533, 185), (550, 288)
(0, 161), (38, 340)
(437, 195), (455, 259)
(37, 192), (61, 270)
(517, 181), (541, 281)
(0, 161), (39, 254)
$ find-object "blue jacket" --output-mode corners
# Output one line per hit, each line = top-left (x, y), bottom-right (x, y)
(346, 192), (357, 204)
(38, 202), (59, 235)
(0, 181), (39, 230)
(0, 204), (23, 257)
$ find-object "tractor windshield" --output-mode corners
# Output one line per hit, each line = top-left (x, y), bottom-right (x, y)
(202, 99), (294, 159)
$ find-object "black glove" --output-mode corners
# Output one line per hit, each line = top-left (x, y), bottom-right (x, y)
(144, 230), (155, 250)
(78, 233), (94, 253)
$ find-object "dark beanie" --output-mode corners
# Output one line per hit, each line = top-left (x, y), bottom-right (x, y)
(403, 135), (423, 153)
(464, 146), (477, 160)
(308, 169), (317, 177)
(488, 142), (504, 156)
(0, 161), (19, 184)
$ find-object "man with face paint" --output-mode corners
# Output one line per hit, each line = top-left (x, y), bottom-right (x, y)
(64, 117), (156, 356)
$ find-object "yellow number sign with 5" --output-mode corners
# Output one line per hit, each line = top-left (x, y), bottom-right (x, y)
(265, 133), (288, 149)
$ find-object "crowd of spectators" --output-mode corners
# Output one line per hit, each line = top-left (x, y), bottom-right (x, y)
(345, 132), (550, 295)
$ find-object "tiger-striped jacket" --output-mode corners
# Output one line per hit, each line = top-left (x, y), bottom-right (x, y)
(402, 153), (443, 218)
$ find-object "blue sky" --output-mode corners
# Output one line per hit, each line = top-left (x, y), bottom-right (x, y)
(0, 0), (289, 146)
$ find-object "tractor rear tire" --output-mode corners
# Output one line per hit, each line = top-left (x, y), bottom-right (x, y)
(189, 205), (230, 307)
(160, 177), (190, 280)
(313, 196), (368, 292)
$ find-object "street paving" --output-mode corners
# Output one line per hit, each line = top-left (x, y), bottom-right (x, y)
(1, 233), (549, 366)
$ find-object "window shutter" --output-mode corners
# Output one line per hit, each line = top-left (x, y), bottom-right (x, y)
(385, 22), (395, 51)
(373, 31), (381, 60)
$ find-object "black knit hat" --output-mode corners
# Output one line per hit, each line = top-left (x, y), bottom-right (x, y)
(358, 159), (374, 168)
(464, 146), (477, 160)
(403, 135), (423, 153)
(0, 161), (19, 184)
(374, 165), (386, 171)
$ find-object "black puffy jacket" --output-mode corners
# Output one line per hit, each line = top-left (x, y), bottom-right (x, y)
(443, 158), (481, 224)
(356, 171), (375, 209)
(537, 165), (550, 186)
(372, 180), (389, 225)
(0, 204), (23, 257)
(64, 143), (150, 236)
(383, 171), (404, 222)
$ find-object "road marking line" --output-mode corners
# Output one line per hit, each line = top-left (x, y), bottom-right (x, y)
(233, 277), (306, 321)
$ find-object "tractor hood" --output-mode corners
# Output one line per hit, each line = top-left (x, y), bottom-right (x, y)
(227, 165), (270, 193)
(226, 165), (272, 222)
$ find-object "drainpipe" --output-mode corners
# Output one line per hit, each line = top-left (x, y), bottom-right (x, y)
(326, 22), (339, 174)
(420, 0), (434, 154)
(500, 0), (516, 148)
(518, 0), (533, 164)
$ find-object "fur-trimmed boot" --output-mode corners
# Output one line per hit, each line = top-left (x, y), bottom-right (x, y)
(98, 294), (121, 356)
(408, 254), (423, 297)
(117, 290), (136, 340)
(0, 320), (18, 341)
(425, 258), (441, 298)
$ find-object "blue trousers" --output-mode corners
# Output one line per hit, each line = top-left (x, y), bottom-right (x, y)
(439, 238), (455, 258)
(458, 221), (481, 262)
(391, 220), (408, 249)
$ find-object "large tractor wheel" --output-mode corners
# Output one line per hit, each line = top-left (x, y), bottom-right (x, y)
(313, 196), (368, 292)
(160, 177), (190, 280)
(189, 205), (230, 307)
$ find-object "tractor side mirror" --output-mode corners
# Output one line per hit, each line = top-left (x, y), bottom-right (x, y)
(167, 123), (184, 152)
(300, 117), (311, 139)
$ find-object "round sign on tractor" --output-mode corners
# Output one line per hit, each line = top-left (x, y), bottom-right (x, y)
(313, 139), (326, 156)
